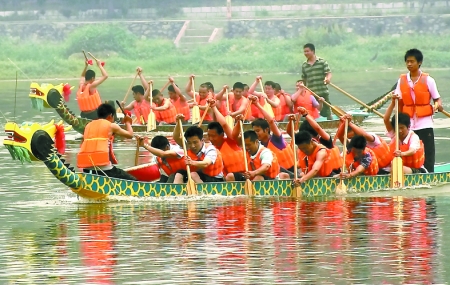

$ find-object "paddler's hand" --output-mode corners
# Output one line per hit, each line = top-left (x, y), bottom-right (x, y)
(287, 114), (296, 122)
(123, 114), (132, 125)
(317, 97), (325, 103)
(185, 156), (195, 166)
(120, 101), (125, 108)
(244, 171), (256, 180)
(169, 76), (174, 83)
(136, 136), (146, 147)
(189, 74), (195, 80)
(339, 172), (351, 180)
(136, 67), (143, 74)
(340, 114), (352, 122)
(235, 114), (244, 122)
(176, 114), (185, 121)
(293, 177), (306, 186)
(434, 101), (443, 112)
(297, 107), (308, 116)
(324, 77), (330, 85)
(207, 99), (217, 108)
(391, 94), (400, 102)
(256, 75), (262, 82)
(222, 85), (228, 91)
(248, 95), (258, 104)
(394, 150), (403, 157)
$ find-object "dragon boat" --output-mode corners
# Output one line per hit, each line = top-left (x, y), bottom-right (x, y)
(4, 121), (450, 201)
(29, 82), (369, 135)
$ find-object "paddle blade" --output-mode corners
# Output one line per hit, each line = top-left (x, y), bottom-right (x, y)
(335, 180), (347, 195)
(191, 106), (201, 124)
(225, 115), (234, 129)
(292, 184), (303, 198)
(186, 179), (197, 195)
(244, 179), (254, 196)
(331, 105), (346, 117)
(147, 111), (157, 132)
(263, 101), (275, 118)
(391, 157), (404, 188)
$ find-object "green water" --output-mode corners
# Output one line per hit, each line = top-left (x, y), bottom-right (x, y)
(1, 71), (450, 283)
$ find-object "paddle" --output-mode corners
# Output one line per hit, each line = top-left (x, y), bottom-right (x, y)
(87, 52), (105, 66)
(336, 119), (348, 195)
(329, 82), (384, 118)
(300, 83), (346, 117)
(225, 88), (234, 129)
(134, 137), (140, 166)
(118, 72), (139, 114)
(178, 118), (197, 195)
(391, 98), (404, 188)
(198, 105), (210, 127)
(258, 80), (275, 118)
(82, 50), (93, 65)
(290, 120), (302, 198)
(239, 120), (254, 196)
(147, 81), (157, 132)
(160, 80), (171, 93)
(191, 77), (201, 124)
(434, 102), (450, 118)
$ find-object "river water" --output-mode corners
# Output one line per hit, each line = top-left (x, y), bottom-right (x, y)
(1, 71), (450, 283)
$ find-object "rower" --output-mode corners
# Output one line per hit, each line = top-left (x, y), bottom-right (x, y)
(167, 77), (190, 123)
(384, 95), (426, 174)
(150, 89), (177, 125)
(291, 80), (322, 119)
(248, 76), (282, 121)
(340, 135), (379, 179)
(172, 117), (224, 183)
(274, 83), (293, 121)
(120, 85), (149, 125)
(138, 135), (186, 183)
(214, 82), (250, 120)
(185, 75), (214, 123)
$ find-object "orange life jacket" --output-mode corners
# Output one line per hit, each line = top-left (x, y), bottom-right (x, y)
(297, 143), (334, 177)
(77, 119), (118, 168)
(133, 100), (150, 125)
(218, 97), (229, 118)
(196, 94), (213, 121)
(188, 143), (224, 177)
(219, 138), (246, 175)
(171, 96), (191, 121)
(157, 155), (186, 176)
(76, 83), (102, 112)
(232, 95), (251, 120)
(389, 134), (425, 169)
(277, 92), (291, 118)
(269, 96), (283, 121)
(267, 138), (295, 170)
(399, 73), (433, 118)
(250, 96), (265, 119)
(154, 98), (177, 124)
(329, 145), (343, 171)
(345, 147), (379, 175)
(294, 90), (319, 119)
(246, 146), (280, 179)
(370, 136), (394, 169)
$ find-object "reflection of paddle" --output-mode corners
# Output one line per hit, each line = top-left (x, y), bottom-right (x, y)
(336, 119), (348, 195)
(118, 72), (139, 114)
(291, 120), (302, 198)
(225, 88), (234, 128)
(329, 82), (384, 118)
(258, 80), (275, 118)
(147, 81), (157, 132)
(391, 99), (404, 188)
(198, 105), (210, 127)
(191, 77), (201, 124)
(301, 83), (346, 117)
(239, 120), (254, 196)
(178, 118), (197, 195)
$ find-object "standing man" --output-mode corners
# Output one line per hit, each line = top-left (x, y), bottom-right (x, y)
(301, 43), (333, 120)
(394, 48), (442, 173)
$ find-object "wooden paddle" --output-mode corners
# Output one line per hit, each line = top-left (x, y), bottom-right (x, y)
(118, 73), (139, 114)
(198, 105), (210, 127)
(178, 118), (197, 195)
(290, 120), (302, 198)
(336, 119), (348, 195)
(147, 81), (157, 132)
(160, 80), (171, 93)
(135, 138), (140, 166)
(301, 83), (346, 117)
(239, 120), (254, 196)
(434, 102), (450, 118)
(225, 88), (234, 129)
(258, 80), (275, 118)
(191, 77), (201, 124)
(329, 82), (384, 118)
(391, 99), (404, 188)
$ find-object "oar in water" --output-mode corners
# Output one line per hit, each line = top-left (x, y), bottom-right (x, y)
(328, 82), (384, 118)
(391, 98), (404, 188)
(118, 72), (139, 114)
(290, 120), (302, 198)
(225, 88), (234, 129)
(239, 120), (254, 196)
(300, 83), (346, 117)
(178, 118), (197, 195)
(147, 81), (157, 132)
(258, 80), (275, 118)
(190, 77), (201, 124)
(336, 119), (348, 195)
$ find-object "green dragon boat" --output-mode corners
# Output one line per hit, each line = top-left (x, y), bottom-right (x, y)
(29, 82), (369, 135)
(4, 121), (450, 201)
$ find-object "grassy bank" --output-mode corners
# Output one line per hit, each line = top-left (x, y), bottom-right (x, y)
(1, 24), (449, 80)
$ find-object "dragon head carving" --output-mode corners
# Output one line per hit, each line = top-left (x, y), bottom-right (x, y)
(4, 120), (72, 163)
(30, 82), (73, 111)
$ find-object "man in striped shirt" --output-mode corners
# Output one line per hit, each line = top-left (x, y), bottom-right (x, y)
(301, 43), (333, 120)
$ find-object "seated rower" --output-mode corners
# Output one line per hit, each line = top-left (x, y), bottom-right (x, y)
(77, 103), (136, 180)
(138, 135), (186, 183)
(238, 96), (295, 178)
(173, 116), (224, 183)
(341, 135), (379, 179)
(121, 85), (149, 125)
(215, 82), (251, 121)
(336, 114), (393, 174)
(151, 89), (177, 125)
(208, 100), (247, 181)
(384, 95), (426, 174)
(248, 76), (282, 120)
(274, 83), (293, 121)
(167, 77), (190, 123)
(185, 75), (214, 123)
(291, 80), (322, 119)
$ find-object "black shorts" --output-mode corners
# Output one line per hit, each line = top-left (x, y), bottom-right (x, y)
(83, 166), (137, 181)
(411, 167), (428, 174)
(232, 172), (274, 181)
(280, 167), (294, 179)
(175, 169), (224, 182)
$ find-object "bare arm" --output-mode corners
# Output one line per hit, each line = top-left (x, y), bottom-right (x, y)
(283, 92), (293, 109)
(230, 97), (249, 117)
(90, 60), (108, 89)
(123, 100), (135, 111)
(185, 75), (195, 98)
(384, 98), (395, 133)
(211, 102), (233, 138)
(153, 99), (170, 111)
(79, 62), (88, 86)
(142, 144), (179, 159)
(231, 117), (243, 145)
(253, 163), (270, 176)
(254, 98), (282, 137)
(111, 122), (133, 139)
(170, 78), (187, 102)
(349, 121), (374, 142)
(173, 117), (183, 147)
(139, 71), (149, 91)
(302, 149), (327, 181)
(191, 157), (212, 169)
(265, 95), (280, 108)
(297, 107), (330, 141)
(214, 85), (227, 101)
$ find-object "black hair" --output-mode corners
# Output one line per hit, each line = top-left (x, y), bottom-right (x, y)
(274, 83), (281, 91)
(85, 69), (95, 81)
(295, 130), (312, 145)
(207, 122), (224, 135)
(97, 103), (116, 119)
(150, 135), (169, 150)
(243, 84), (249, 89)
(233, 82), (245, 90)
(404, 48), (423, 64)
(199, 83), (209, 90)
(390, 112), (411, 129)
(132, 85), (145, 95)
(299, 120), (318, 137)
(348, 135), (367, 150)
(303, 43), (315, 52)
(152, 89), (162, 97)
(202, 82), (214, 92)
(244, 130), (258, 141)
(264, 81), (276, 89)
(167, 84), (178, 93)
(296, 79), (304, 83)
(251, 118), (270, 130)
(184, 126), (203, 140)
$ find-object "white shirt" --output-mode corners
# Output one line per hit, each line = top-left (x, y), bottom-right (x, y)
(366, 132), (381, 149)
(192, 143), (223, 178)
(250, 143), (273, 167)
(386, 130), (421, 152)
(159, 144), (184, 176)
(394, 71), (441, 130)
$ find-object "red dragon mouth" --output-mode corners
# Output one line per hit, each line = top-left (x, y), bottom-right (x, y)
(4, 130), (27, 143)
